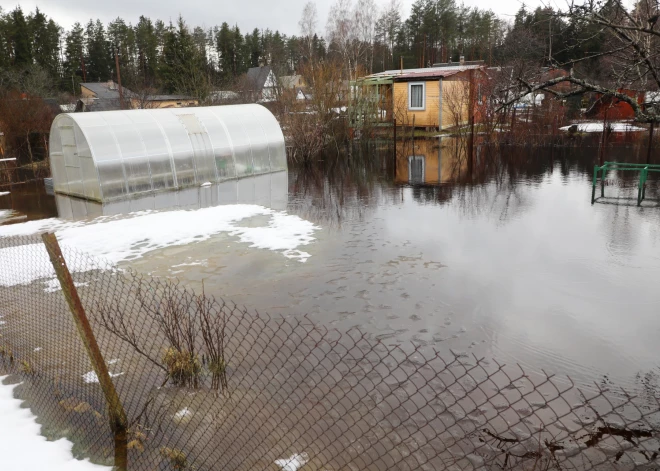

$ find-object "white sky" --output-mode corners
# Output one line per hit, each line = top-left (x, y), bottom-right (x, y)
(7, 0), (541, 36)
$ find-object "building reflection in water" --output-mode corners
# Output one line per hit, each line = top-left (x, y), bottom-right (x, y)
(55, 171), (289, 220)
(395, 137), (468, 185)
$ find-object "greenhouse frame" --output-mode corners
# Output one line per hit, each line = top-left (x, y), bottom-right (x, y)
(49, 104), (287, 202)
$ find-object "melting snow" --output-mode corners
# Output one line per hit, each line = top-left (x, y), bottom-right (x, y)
(82, 371), (124, 384)
(174, 408), (192, 420)
(0, 377), (111, 470)
(43, 279), (89, 293)
(560, 122), (646, 133)
(275, 453), (309, 471)
(0, 204), (320, 287)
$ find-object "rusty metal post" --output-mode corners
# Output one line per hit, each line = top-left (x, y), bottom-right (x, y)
(41, 233), (128, 471)
(647, 121), (655, 165)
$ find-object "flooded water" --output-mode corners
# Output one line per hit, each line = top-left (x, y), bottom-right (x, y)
(3, 136), (660, 392)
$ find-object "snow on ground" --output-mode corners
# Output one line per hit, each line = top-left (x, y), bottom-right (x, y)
(0, 209), (12, 219)
(0, 377), (111, 471)
(0, 204), (320, 288)
(559, 122), (646, 133)
(275, 453), (309, 471)
(82, 371), (124, 384)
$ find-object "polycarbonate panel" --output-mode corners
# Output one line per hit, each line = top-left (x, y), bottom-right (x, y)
(133, 122), (175, 190)
(217, 111), (253, 177)
(97, 159), (127, 199)
(80, 156), (101, 200)
(235, 110), (271, 174)
(150, 111), (196, 187)
(191, 108), (236, 180)
(113, 124), (152, 194)
(49, 104), (286, 202)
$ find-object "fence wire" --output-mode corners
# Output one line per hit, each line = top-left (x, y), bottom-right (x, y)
(0, 234), (659, 471)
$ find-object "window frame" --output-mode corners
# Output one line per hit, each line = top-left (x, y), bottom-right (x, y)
(408, 82), (426, 111)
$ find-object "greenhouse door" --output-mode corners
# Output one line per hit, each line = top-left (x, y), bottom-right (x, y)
(59, 124), (84, 197)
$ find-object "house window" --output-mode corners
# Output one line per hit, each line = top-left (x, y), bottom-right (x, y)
(409, 82), (425, 110)
(408, 156), (425, 184)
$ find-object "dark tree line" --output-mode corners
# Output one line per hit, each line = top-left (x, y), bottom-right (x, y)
(0, 0), (657, 119)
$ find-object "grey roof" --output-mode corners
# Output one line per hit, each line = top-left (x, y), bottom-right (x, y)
(80, 81), (134, 100)
(247, 66), (272, 92)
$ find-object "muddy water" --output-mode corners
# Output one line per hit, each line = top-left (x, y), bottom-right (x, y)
(128, 138), (660, 392)
(5, 137), (660, 393)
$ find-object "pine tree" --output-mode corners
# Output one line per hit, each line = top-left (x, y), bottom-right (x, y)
(9, 7), (32, 66)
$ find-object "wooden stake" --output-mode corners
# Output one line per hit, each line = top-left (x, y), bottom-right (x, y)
(41, 233), (127, 471)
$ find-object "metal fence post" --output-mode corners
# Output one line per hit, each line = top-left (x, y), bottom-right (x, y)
(41, 233), (128, 470)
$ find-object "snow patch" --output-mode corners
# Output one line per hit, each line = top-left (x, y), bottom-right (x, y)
(0, 204), (320, 287)
(560, 122), (646, 133)
(82, 371), (124, 384)
(0, 191), (9, 196)
(0, 376), (111, 470)
(200, 181), (212, 187)
(275, 453), (309, 471)
(43, 279), (89, 293)
(174, 408), (192, 421)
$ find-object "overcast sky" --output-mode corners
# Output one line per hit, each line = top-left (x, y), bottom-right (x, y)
(10, 0), (538, 35)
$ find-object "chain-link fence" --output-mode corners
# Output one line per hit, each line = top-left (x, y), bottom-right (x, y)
(0, 233), (659, 471)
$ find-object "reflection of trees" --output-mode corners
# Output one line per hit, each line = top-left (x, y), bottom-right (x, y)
(291, 136), (658, 226)
(288, 141), (398, 227)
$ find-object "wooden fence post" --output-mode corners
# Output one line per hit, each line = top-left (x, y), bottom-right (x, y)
(41, 233), (128, 471)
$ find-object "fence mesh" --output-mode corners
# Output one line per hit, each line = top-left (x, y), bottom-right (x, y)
(0, 233), (659, 471)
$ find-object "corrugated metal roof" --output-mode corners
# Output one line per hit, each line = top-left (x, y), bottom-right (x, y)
(362, 64), (482, 82)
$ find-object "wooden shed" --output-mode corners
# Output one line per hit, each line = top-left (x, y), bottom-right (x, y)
(353, 63), (485, 130)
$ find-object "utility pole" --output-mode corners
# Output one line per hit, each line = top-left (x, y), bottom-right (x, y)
(80, 53), (87, 82)
(115, 47), (124, 110)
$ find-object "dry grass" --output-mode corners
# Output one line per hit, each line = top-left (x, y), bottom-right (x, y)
(162, 348), (201, 388)
(160, 447), (188, 470)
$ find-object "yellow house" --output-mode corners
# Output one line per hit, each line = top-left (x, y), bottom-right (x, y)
(393, 67), (478, 129)
(355, 62), (484, 130)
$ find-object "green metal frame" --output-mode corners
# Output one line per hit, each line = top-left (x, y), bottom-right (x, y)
(592, 161), (660, 205)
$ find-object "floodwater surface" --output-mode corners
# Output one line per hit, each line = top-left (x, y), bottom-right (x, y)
(3, 137), (660, 393)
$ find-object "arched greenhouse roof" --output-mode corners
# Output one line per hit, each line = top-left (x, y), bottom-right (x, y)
(49, 104), (286, 202)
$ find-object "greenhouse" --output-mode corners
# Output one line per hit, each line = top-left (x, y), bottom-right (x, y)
(48, 104), (287, 202)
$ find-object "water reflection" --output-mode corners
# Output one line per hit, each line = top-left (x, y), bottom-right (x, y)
(55, 171), (288, 219)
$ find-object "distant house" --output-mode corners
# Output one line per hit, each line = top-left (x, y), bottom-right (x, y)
(76, 81), (198, 111)
(280, 75), (305, 89)
(130, 94), (198, 109)
(585, 89), (655, 120)
(354, 59), (485, 129)
(77, 81), (127, 111)
(246, 66), (277, 102)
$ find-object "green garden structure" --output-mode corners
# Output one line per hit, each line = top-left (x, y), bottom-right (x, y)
(592, 161), (660, 205)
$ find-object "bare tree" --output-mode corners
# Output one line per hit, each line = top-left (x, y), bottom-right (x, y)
(327, 0), (377, 79)
(299, 1), (318, 61)
(506, 0), (660, 123)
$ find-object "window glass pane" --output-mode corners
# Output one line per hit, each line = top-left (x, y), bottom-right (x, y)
(410, 84), (423, 108)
